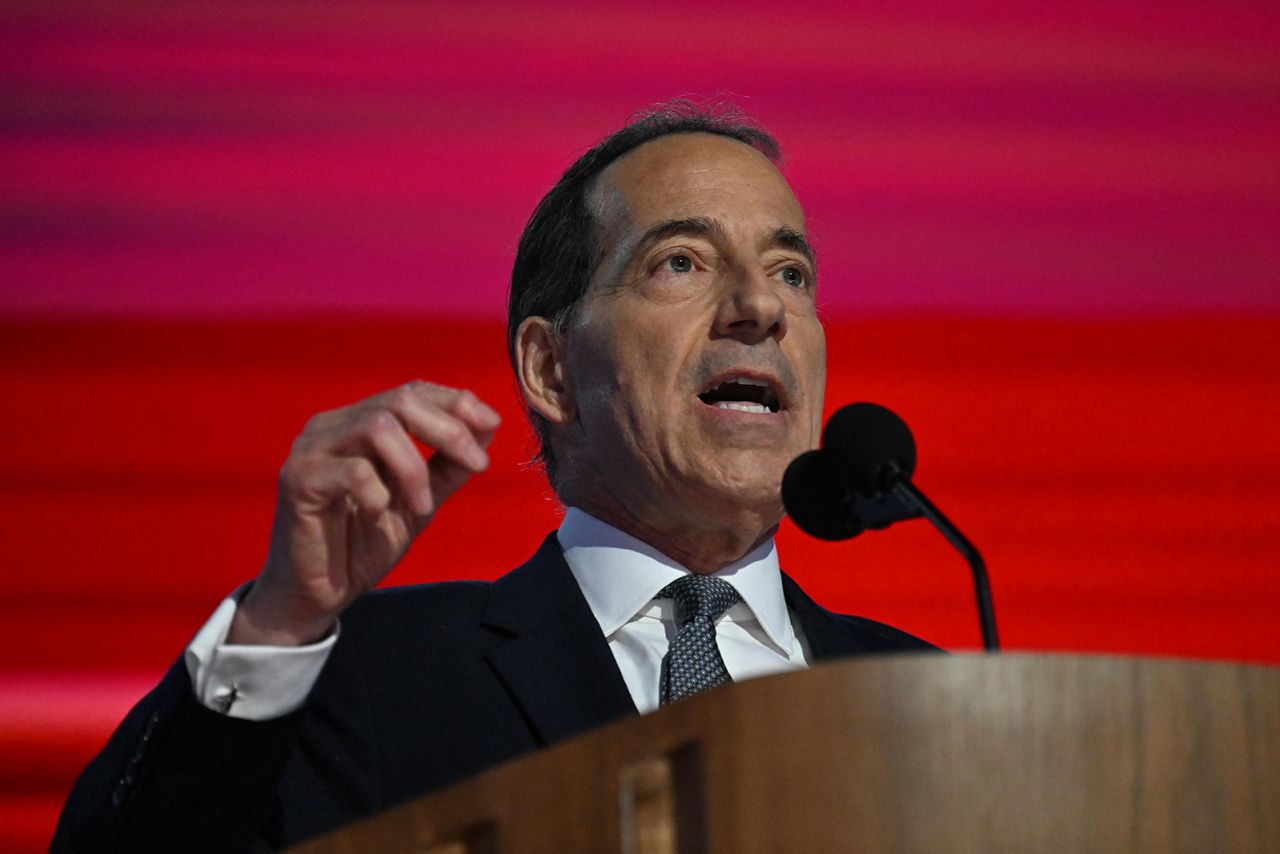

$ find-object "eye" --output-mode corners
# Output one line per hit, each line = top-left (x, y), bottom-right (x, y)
(778, 265), (808, 288)
(666, 254), (694, 273)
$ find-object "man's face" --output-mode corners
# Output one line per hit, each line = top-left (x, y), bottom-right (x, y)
(561, 132), (826, 536)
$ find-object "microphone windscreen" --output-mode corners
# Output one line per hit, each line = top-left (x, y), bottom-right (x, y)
(781, 449), (864, 541)
(821, 403), (917, 494)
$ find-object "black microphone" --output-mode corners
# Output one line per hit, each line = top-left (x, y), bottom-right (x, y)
(782, 402), (1000, 651)
(782, 403), (921, 541)
(780, 450), (863, 541)
(822, 402), (916, 492)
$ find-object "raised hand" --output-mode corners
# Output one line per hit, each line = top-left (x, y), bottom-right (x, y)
(228, 381), (501, 646)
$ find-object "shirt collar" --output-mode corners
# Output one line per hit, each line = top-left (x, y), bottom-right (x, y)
(557, 507), (795, 653)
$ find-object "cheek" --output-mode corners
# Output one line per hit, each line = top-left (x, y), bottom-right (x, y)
(575, 347), (655, 448)
(791, 320), (827, 394)
(790, 343), (827, 448)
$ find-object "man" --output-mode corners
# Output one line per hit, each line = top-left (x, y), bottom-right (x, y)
(53, 103), (934, 852)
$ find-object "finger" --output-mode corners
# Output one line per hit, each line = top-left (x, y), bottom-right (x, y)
(404, 390), (501, 518)
(387, 393), (493, 474)
(357, 410), (434, 516)
(300, 383), (499, 454)
(280, 451), (391, 515)
(445, 387), (502, 433)
(425, 449), (479, 511)
(340, 457), (393, 517)
(320, 389), (486, 475)
(389, 382), (501, 436)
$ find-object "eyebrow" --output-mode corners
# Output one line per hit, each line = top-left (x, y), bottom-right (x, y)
(768, 226), (818, 272)
(626, 217), (818, 273)
(628, 217), (725, 265)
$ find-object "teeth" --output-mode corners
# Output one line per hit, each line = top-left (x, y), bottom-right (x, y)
(698, 375), (783, 413)
(716, 401), (769, 413)
(703, 376), (772, 394)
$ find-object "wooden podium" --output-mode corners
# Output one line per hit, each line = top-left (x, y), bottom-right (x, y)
(292, 655), (1280, 853)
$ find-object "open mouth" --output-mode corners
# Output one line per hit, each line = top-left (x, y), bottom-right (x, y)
(697, 376), (782, 414)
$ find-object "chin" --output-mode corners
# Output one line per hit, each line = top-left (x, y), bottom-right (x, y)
(693, 455), (788, 515)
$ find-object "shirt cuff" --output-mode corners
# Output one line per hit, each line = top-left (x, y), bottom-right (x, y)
(184, 594), (338, 721)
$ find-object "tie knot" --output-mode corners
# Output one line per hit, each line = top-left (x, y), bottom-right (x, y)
(657, 575), (741, 627)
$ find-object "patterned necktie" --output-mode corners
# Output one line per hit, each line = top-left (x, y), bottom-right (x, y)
(657, 575), (742, 705)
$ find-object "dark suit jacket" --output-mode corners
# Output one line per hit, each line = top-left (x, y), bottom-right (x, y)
(52, 533), (936, 853)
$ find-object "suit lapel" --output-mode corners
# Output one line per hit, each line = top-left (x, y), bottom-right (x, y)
(781, 570), (939, 658)
(781, 571), (878, 660)
(482, 534), (638, 746)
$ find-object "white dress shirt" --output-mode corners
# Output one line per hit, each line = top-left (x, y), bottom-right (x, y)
(559, 507), (810, 713)
(186, 507), (810, 720)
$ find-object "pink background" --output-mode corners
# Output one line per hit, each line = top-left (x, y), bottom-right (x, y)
(2, 2), (1278, 850)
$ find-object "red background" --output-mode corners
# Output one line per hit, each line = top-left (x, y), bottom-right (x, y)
(2, 2), (1279, 850)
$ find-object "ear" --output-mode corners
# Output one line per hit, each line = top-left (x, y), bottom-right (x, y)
(515, 316), (575, 425)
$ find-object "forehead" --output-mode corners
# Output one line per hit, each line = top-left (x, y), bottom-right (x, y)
(590, 133), (805, 237)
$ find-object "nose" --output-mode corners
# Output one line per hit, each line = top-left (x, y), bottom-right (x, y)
(712, 267), (788, 343)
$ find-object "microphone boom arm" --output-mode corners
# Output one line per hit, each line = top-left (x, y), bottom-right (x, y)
(889, 478), (1000, 652)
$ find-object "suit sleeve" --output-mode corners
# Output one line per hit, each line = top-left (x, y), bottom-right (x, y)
(50, 659), (310, 854)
